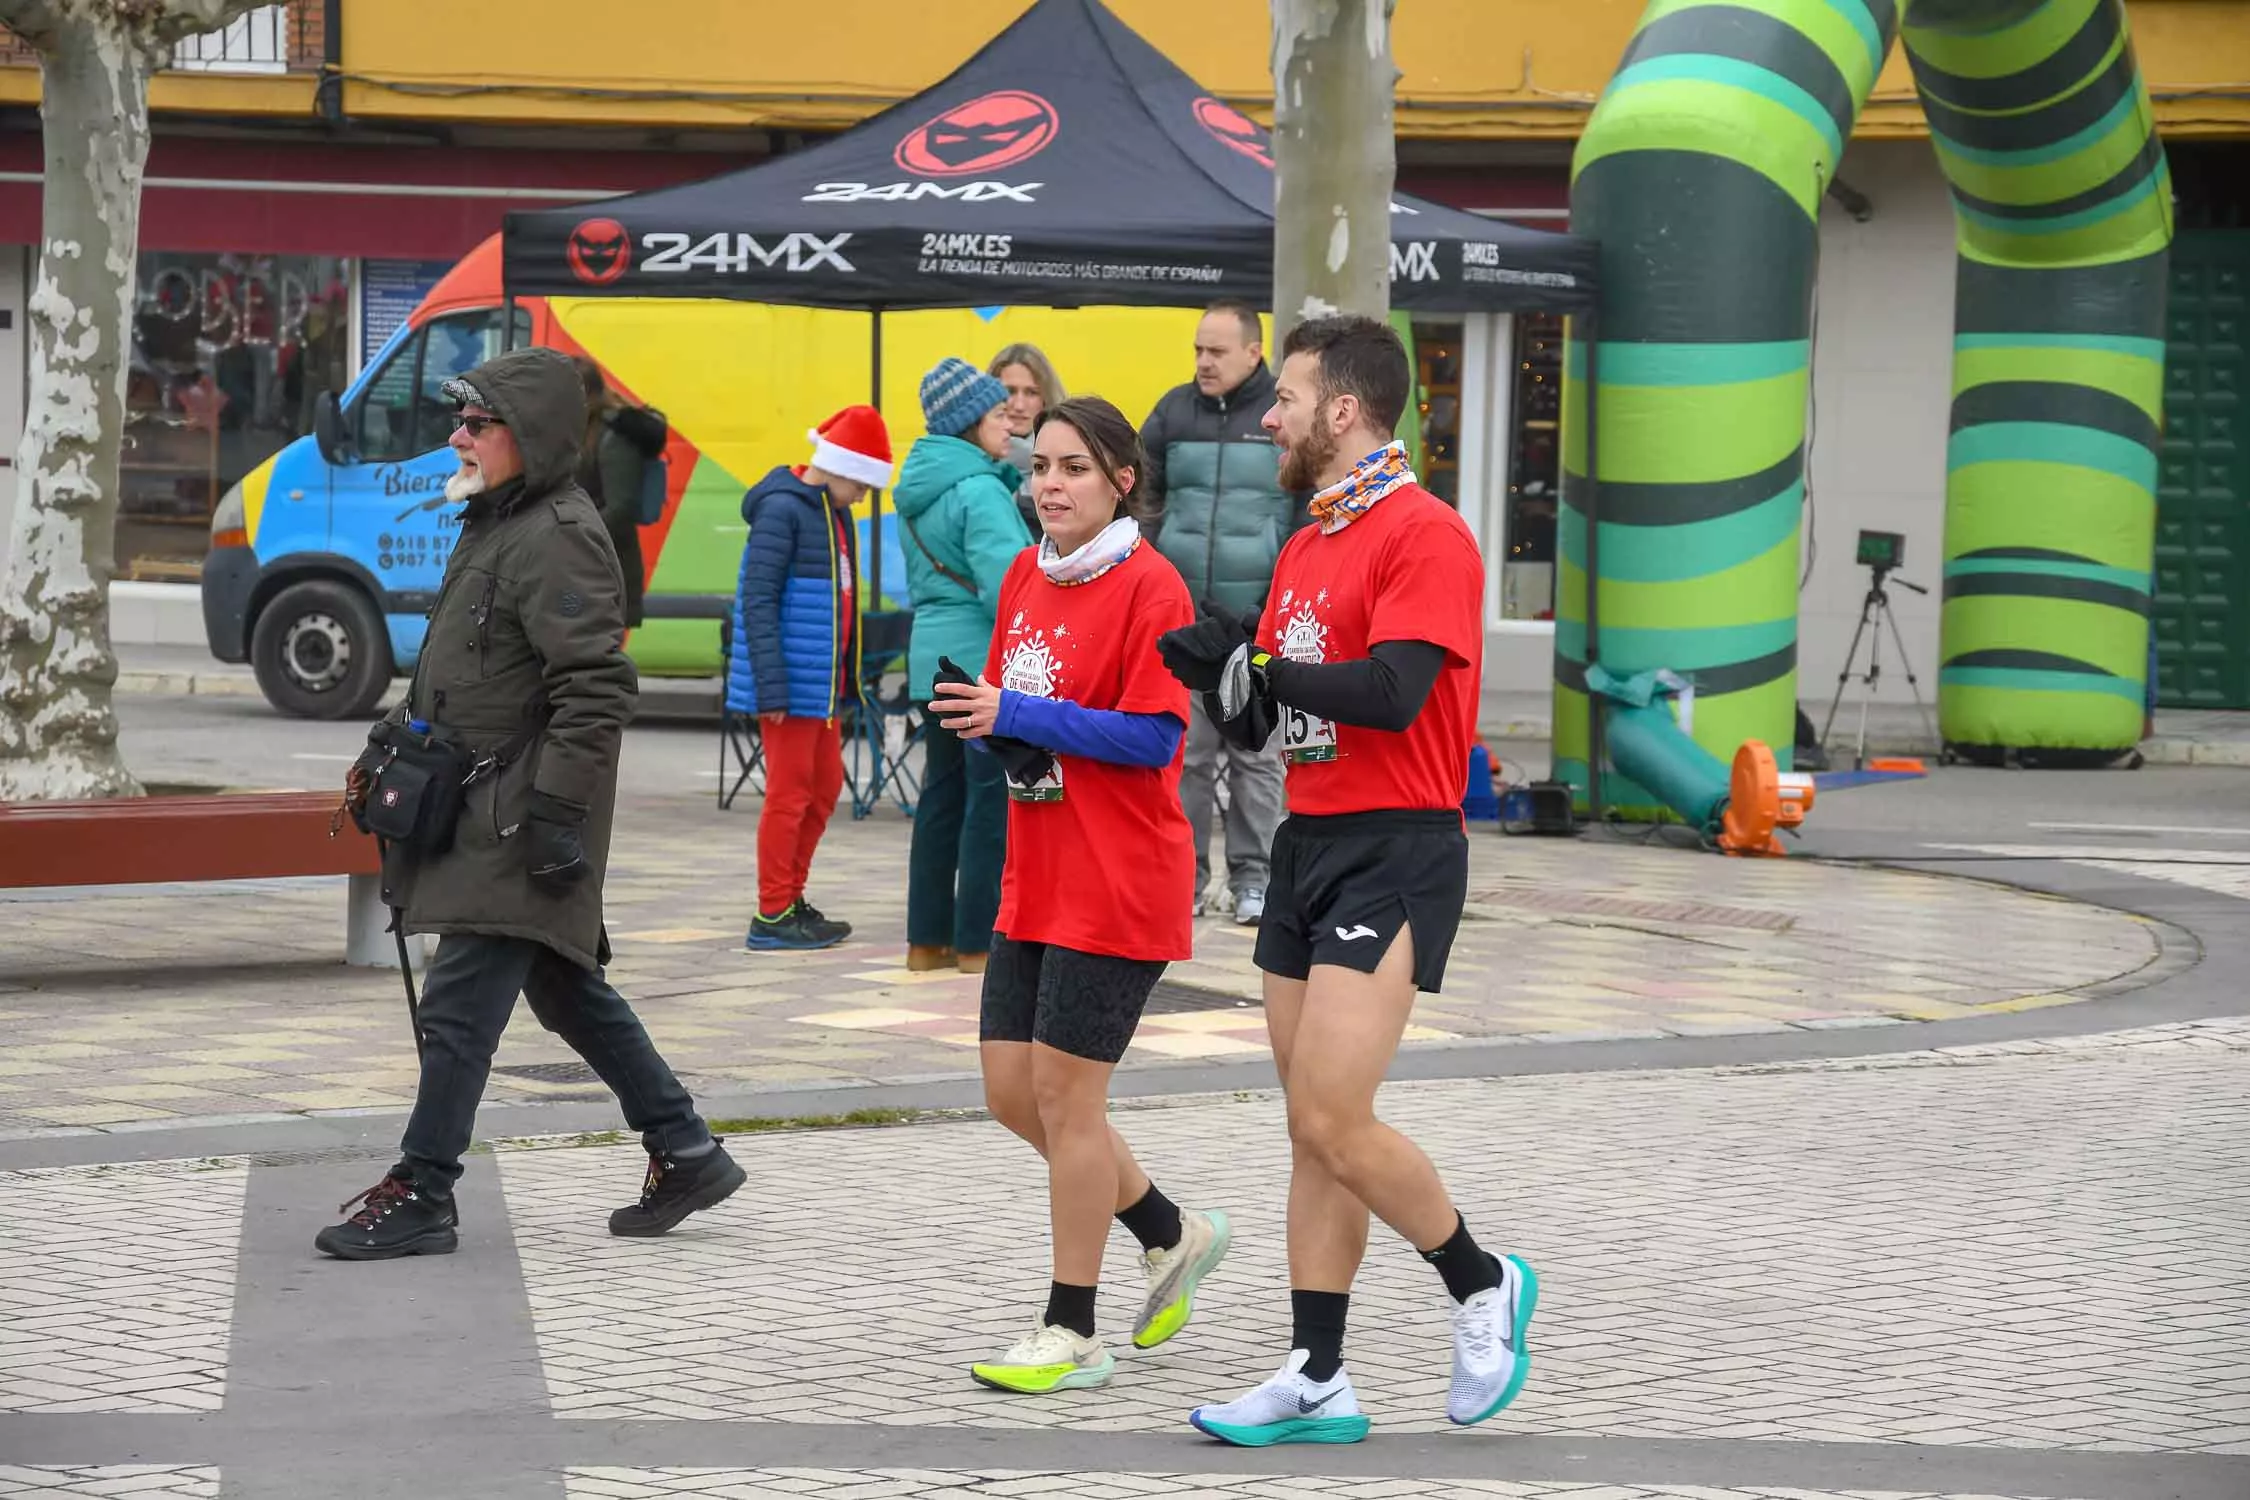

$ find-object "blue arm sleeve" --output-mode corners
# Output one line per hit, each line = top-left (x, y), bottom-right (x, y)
(995, 692), (1183, 768)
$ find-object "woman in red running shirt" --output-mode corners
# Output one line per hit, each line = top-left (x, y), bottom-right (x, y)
(929, 397), (1231, 1395)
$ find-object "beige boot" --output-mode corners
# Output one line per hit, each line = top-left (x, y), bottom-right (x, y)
(957, 951), (989, 976)
(907, 944), (956, 972)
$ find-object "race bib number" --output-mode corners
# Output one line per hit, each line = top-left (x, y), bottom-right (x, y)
(1283, 706), (1339, 764)
(1008, 759), (1065, 803)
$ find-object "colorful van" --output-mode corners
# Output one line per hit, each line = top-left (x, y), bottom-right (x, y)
(200, 234), (1216, 718)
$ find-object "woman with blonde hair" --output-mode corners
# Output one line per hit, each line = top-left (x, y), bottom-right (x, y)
(988, 342), (1065, 529)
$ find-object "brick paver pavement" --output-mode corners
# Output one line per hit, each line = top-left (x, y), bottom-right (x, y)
(0, 794), (2164, 1134)
(0, 1019), (2242, 1498)
(0, 1159), (241, 1414)
(493, 1028), (2250, 1449)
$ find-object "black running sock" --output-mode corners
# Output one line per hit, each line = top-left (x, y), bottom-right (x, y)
(1044, 1280), (1098, 1339)
(1291, 1289), (1350, 1383)
(1116, 1182), (1184, 1253)
(1420, 1213), (1505, 1304)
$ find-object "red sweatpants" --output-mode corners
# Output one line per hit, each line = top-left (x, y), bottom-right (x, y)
(757, 715), (844, 915)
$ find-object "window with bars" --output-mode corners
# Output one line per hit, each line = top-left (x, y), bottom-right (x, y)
(2, 3), (319, 72)
(168, 5), (292, 74)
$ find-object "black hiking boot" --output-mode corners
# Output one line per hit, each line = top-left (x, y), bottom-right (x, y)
(608, 1142), (746, 1238)
(314, 1171), (459, 1260)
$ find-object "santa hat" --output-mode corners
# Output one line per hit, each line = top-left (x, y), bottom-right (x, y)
(807, 405), (894, 489)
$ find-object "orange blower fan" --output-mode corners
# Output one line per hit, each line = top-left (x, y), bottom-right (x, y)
(1718, 740), (1816, 858)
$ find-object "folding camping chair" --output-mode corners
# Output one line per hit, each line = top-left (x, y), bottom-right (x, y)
(716, 615), (765, 811)
(843, 608), (925, 819)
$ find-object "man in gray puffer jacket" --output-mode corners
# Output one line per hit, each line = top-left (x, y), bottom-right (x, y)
(1139, 301), (1309, 923)
(320, 347), (740, 1262)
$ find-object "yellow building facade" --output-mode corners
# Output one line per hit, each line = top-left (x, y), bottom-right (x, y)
(5, 0), (2247, 138)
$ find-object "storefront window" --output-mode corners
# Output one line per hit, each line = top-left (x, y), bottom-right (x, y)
(1411, 320), (1462, 507)
(122, 252), (351, 579)
(1500, 312), (1563, 620)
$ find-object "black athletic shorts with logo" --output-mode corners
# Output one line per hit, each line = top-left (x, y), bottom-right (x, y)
(1253, 809), (1469, 995)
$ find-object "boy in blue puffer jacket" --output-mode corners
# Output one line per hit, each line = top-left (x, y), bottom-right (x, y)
(727, 405), (893, 951)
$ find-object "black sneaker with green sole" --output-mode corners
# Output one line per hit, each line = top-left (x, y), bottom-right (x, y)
(745, 902), (845, 951)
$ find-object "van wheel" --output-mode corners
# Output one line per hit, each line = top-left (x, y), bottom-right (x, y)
(251, 580), (394, 720)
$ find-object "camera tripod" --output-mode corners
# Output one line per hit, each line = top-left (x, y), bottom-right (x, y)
(1820, 564), (1938, 770)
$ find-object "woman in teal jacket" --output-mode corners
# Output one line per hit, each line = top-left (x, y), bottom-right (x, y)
(897, 357), (1033, 973)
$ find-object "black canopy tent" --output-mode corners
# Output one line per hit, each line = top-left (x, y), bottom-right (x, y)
(501, 0), (1612, 810)
(501, 0), (1599, 315)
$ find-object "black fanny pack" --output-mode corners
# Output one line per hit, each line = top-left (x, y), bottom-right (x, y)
(361, 722), (478, 856)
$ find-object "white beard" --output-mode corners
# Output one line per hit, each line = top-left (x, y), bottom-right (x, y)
(444, 467), (487, 504)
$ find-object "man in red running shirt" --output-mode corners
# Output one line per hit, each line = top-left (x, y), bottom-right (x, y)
(1157, 315), (1538, 1446)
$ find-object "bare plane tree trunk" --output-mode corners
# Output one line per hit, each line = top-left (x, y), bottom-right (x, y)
(0, 0), (270, 801)
(1270, 0), (1400, 340)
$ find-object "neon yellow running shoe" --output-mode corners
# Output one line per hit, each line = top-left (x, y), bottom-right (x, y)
(970, 1324), (1116, 1393)
(1133, 1206), (1232, 1349)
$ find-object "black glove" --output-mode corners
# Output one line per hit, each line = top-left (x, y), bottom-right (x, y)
(1157, 598), (1257, 693)
(934, 655), (1056, 786)
(525, 790), (589, 889)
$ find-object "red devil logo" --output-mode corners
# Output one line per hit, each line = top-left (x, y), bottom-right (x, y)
(895, 90), (1059, 177)
(566, 218), (632, 286)
(1194, 96), (1274, 170)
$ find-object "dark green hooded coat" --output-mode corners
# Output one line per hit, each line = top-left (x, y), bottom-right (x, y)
(380, 346), (637, 971)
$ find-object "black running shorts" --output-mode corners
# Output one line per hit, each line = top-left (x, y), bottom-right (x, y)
(1253, 809), (1469, 994)
(980, 936), (1168, 1064)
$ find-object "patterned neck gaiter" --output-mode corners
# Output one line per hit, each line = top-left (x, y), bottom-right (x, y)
(1307, 442), (1416, 535)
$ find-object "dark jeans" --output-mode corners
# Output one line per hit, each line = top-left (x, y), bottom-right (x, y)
(400, 933), (711, 1194)
(906, 728), (1008, 955)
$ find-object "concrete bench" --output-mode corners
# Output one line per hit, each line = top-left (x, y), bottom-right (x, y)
(0, 791), (423, 970)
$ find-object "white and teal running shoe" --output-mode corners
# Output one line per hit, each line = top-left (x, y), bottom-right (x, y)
(1448, 1252), (1539, 1425)
(1188, 1350), (1371, 1446)
(1133, 1207), (1231, 1349)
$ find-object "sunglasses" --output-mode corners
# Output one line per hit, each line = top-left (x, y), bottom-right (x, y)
(454, 414), (508, 437)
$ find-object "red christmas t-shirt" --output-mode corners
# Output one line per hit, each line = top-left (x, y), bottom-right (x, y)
(990, 542), (1196, 961)
(1259, 482), (1485, 816)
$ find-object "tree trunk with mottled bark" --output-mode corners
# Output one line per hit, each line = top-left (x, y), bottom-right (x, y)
(0, 0), (270, 801)
(1269, 0), (1400, 340)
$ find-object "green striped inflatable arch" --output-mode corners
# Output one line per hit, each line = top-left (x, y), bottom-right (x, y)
(1557, 0), (2171, 808)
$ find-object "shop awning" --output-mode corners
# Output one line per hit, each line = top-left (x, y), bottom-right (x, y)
(0, 135), (743, 260)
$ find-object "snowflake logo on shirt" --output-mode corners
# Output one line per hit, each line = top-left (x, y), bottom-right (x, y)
(1278, 604), (1329, 665)
(1000, 632), (1062, 698)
